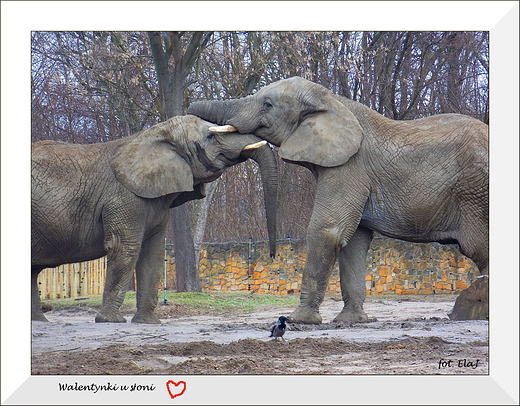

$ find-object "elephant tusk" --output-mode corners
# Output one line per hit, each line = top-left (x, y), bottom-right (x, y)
(242, 140), (267, 151)
(208, 125), (238, 133)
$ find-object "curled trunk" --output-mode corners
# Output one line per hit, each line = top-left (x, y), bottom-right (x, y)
(241, 143), (278, 257)
(189, 101), (278, 255)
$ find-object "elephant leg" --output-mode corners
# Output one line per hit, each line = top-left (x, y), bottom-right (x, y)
(131, 230), (165, 324)
(449, 228), (489, 320)
(334, 227), (373, 323)
(95, 233), (141, 323)
(460, 247), (488, 276)
(290, 181), (367, 324)
(32, 266), (48, 322)
(289, 229), (341, 324)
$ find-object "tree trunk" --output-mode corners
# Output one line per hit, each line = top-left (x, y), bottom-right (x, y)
(148, 31), (212, 292)
(193, 180), (219, 270)
(445, 32), (463, 114)
(170, 203), (201, 292)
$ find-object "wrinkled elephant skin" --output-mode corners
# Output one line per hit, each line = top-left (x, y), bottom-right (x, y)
(188, 76), (489, 323)
(32, 115), (277, 323)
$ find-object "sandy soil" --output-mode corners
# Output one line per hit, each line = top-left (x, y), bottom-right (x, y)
(31, 296), (488, 375)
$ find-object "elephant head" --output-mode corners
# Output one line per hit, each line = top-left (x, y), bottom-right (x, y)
(110, 115), (278, 256)
(188, 76), (364, 168)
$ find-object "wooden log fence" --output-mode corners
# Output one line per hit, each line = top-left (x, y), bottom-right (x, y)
(37, 257), (107, 300)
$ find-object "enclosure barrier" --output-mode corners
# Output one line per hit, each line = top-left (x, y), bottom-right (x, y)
(37, 236), (478, 300)
(37, 257), (107, 300)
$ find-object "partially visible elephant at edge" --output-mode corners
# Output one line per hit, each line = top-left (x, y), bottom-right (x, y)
(32, 115), (278, 323)
(188, 76), (489, 323)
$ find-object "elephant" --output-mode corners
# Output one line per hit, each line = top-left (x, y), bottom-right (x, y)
(32, 115), (278, 323)
(188, 76), (489, 324)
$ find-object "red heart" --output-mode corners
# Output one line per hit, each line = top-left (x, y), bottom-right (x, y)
(166, 380), (186, 399)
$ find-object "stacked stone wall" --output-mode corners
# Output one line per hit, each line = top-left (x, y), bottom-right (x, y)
(162, 236), (479, 296)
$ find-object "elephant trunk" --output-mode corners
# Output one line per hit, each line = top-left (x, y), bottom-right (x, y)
(189, 98), (258, 133)
(241, 143), (278, 258)
(188, 100), (234, 126)
(190, 99), (277, 254)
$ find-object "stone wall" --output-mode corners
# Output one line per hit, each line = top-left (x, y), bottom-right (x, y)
(162, 236), (479, 296)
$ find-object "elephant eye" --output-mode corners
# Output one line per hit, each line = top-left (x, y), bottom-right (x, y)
(263, 99), (273, 109)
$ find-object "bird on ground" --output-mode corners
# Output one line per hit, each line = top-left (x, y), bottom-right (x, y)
(270, 316), (289, 343)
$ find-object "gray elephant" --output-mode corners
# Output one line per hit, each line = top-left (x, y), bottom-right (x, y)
(32, 115), (278, 323)
(188, 76), (489, 323)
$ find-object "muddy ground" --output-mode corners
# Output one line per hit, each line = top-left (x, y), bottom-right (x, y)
(32, 295), (488, 375)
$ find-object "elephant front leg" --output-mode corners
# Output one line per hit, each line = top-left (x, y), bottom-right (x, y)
(131, 230), (164, 324)
(289, 231), (341, 324)
(334, 227), (373, 323)
(290, 177), (368, 324)
(96, 263), (135, 323)
(95, 235), (140, 323)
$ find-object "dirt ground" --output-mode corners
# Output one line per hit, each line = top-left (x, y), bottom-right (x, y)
(31, 295), (488, 375)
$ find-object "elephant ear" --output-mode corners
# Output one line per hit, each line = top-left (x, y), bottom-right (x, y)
(111, 127), (194, 199)
(278, 96), (364, 167)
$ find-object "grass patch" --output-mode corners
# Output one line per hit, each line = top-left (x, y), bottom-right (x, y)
(162, 291), (300, 313)
(42, 291), (301, 315)
(42, 291), (454, 316)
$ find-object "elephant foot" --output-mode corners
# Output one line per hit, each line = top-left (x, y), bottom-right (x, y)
(449, 275), (489, 320)
(95, 311), (127, 323)
(131, 312), (161, 324)
(333, 307), (369, 323)
(288, 306), (322, 324)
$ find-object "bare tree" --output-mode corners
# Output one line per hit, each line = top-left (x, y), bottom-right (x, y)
(147, 31), (213, 292)
(32, 31), (160, 143)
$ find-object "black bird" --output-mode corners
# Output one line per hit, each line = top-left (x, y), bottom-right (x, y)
(270, 316), (289, 343)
